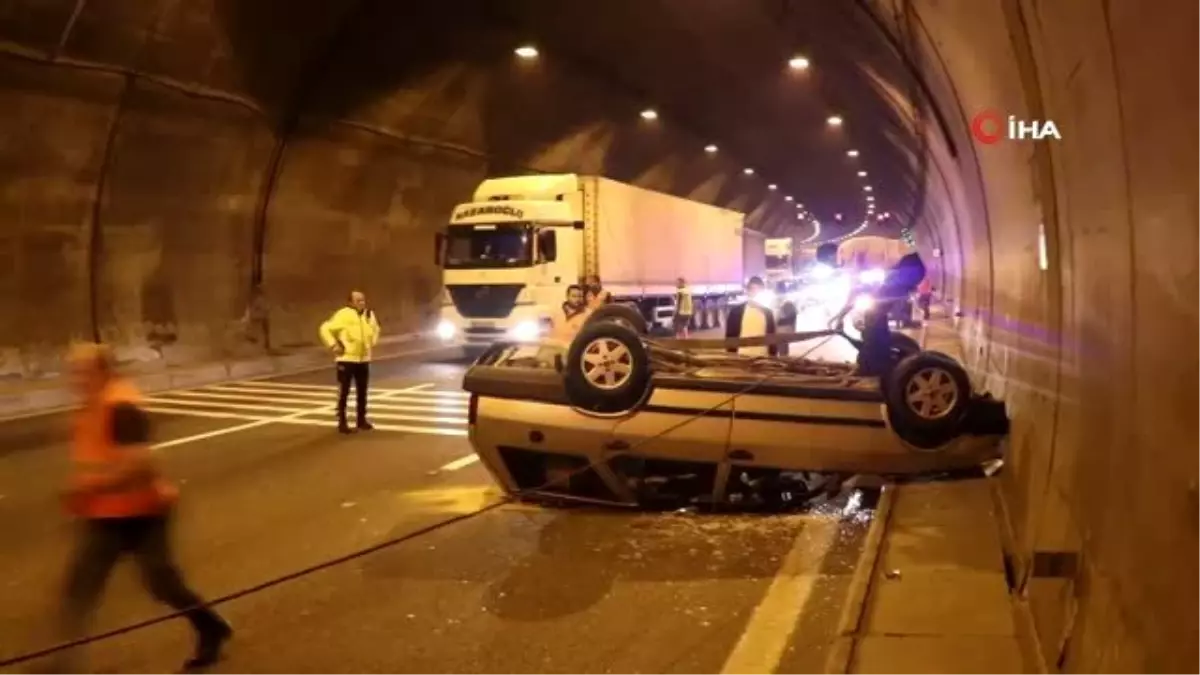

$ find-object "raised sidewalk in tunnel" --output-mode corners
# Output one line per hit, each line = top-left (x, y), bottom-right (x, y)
(0, 333), (448, 421)
(830, 304), (1037, 674)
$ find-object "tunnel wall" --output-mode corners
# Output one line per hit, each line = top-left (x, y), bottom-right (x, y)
(871, 0), (1198, 670)
(0, 0), (791, 375)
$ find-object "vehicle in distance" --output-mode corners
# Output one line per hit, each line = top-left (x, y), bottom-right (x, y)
(434, 174), (756, 352)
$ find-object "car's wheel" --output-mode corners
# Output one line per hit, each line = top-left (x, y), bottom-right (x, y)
(585, 303), (648, 335)
(564, 321), (652, 414)
(712, 299), (724, 328)
(884, 351), (972, 449)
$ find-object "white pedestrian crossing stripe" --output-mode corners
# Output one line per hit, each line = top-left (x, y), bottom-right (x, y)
(143, 381), (469, 437)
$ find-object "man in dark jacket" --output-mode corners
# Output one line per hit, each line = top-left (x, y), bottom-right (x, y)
(725, 276), (778, 356)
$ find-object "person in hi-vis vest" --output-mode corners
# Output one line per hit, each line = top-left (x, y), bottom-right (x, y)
(319, 290), (381, 434)
(674, 278), (695, 338)
(58, 343), (231, 671)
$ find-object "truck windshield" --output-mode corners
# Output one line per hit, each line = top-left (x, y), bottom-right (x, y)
(766, 254), (791, 269)
(444, 223), (533, 269)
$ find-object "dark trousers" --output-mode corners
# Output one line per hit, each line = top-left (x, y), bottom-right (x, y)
(336, 361), (370, 426)
(918, 293), (932, 319)
(60, 514), (223, 642)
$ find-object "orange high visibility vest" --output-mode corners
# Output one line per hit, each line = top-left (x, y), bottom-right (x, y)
(70, 378), (176, 518)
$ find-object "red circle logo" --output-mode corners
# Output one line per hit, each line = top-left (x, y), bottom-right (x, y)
(971, 110), (1004, 145)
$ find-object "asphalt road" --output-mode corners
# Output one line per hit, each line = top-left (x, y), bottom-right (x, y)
(0, 331), (880, 674)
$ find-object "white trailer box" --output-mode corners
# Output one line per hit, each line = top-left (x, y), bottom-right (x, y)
(742, 228), (767, 282)
(437, 174), (748, 348)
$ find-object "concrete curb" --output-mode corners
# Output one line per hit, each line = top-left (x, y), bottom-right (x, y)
(823, 483), (896, 674)
(0, 332), (450, 423)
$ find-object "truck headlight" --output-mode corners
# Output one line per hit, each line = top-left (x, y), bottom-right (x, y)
(509, 320), (540, 342)
(853, 294), (875, 312)
(436, 320), (456, 341)
(753, 290), (776, 307)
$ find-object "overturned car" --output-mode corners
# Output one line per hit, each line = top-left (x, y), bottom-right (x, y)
(460, 267), (1008, 509)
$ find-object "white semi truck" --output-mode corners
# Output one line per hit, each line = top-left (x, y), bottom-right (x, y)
(435, 174), (751, 350)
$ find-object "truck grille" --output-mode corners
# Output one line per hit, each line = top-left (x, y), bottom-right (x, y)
(447, 284), (523, 319)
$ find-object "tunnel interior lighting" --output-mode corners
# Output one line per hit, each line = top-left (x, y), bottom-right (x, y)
(788, 55), (811, 70)
(784, 195), (793, 202)
(743, 167), (754, 175)
(857, 170), (867, 177)
(866, 195), (875, 202)
(864, 186), (873, 192)
(835, 213), (842, 220)
(704, 144), (718, 153)
(768, 183), (777, 190)
(640, 108), (658, 120)
(514, 45), (539, 59)
(827, 115), (844, 127)
(847, 149), (859, 157)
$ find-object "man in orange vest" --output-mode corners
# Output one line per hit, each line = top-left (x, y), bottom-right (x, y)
(59, 343), (231, 670)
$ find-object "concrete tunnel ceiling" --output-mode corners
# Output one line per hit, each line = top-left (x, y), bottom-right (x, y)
(217, 0), (926, 243)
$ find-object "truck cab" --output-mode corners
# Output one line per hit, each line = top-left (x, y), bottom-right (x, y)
(435, 175), (584, 350)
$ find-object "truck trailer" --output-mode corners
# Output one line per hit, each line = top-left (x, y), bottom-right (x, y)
(435, 174), (750, 349)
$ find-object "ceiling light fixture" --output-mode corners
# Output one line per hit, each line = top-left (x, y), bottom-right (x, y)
(743, 168), (754, 175)
(827, 115), (844, 127)
(847, 149), (859, 157)
(768, 184), (777, 190)
(640, 109), (658, 120)
(864, 186), (873, 192)
(704, 144), (718, 153)
(857, 170), (867, 177)
(784, 195), (794, 202)
(514, 45), (539, 59)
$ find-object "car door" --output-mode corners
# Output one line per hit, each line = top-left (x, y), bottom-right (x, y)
(725, 383), (895, 474)
(607, 385), (733, 466)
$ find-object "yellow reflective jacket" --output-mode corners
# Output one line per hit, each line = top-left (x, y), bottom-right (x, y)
(675, 289), (694, 316)
(319, 307), (380, 362)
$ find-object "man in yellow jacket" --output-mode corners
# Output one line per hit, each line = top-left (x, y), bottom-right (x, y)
(319, 290), (380, 434)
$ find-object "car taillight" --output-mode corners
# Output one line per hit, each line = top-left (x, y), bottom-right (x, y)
(468, 393), (478, 426)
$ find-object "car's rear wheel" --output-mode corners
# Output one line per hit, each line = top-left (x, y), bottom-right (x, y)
(585, 303), (648, 335)
(884, 351), (972, 449)
(564, 322), (652, 414)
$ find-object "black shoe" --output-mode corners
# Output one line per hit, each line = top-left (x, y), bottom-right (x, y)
(356, 420), (374, 431)
(338, 423), (354, 434)
(184, 619), (232, 670)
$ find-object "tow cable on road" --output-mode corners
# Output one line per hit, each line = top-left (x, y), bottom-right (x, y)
(1, 338), (840, 670)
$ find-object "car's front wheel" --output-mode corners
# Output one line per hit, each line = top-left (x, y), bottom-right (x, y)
(884, 351), (972, 449)
(564, 321), (652, 415)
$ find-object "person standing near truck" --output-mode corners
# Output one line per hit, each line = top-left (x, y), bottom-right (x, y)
(673, 277), (694, 338)
(319, 290), (380, 434)
(725, 276), (778, 357)
(550, 284), (590, 342)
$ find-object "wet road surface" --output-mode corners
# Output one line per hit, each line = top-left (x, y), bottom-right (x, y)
(0, 334), (881, 674)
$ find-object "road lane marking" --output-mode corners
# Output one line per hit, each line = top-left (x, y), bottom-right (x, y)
(144, 406), (265, 422)
(146, 384), (433, 450)
(720, 513), (845, 675)
(436, 455), (480, 472)
(145, 395), (303, 413)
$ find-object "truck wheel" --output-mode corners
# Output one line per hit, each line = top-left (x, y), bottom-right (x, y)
(696, 300), (711, 330)
(712, 300), (724, 329)
(884, 351), (972, 449)
(564, 322), (652, 414)
(585, 303), (647, 335)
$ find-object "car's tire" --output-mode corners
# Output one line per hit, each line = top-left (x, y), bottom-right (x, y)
(884, 351), (972, 449)
(585, 303), (648, 335)
(564, 321), (652, 414)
